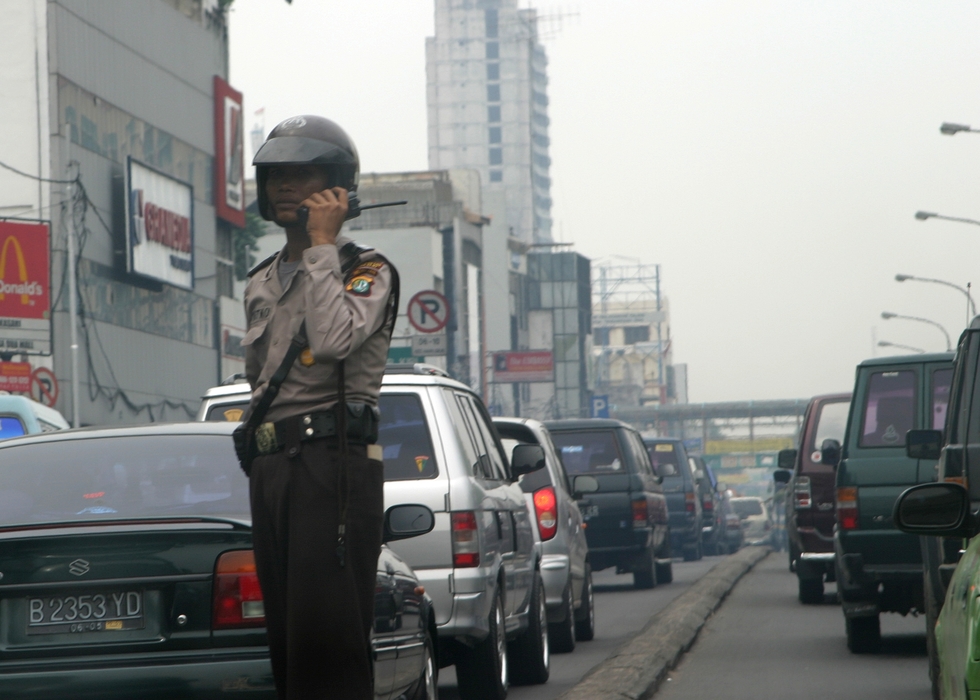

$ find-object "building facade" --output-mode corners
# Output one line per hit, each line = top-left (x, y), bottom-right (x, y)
(0, 0), (243, 425)
(426, 0), (553, 245)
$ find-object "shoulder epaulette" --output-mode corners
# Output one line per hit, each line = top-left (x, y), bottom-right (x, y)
(247, 254), (277, 278)
(339, 241), (376, 276)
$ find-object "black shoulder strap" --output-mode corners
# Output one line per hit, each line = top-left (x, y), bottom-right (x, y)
(339, 241), (374, 276)
(242, 322), (307, 432)
(247, 253), (276, 278)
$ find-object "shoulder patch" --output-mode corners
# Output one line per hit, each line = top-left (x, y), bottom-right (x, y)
(346, 275), (374, 296)
(247, 254), (276, 277)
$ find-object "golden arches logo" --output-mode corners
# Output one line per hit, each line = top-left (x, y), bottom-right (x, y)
(0, 236), (30, 305)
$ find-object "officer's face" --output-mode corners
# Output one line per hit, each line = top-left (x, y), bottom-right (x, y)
(265, 165), (330, 225)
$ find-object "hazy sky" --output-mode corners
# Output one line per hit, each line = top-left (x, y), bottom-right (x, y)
(229, 1), (980, 403)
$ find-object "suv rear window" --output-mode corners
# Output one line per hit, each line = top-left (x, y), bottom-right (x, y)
(550, 430), (623, 474)
(645, 442), (683, 480)
(805, 400), (849, 472)
(205, 402), (249, 422)
(378, 394), (438, 480)
(932, 368), (953, 430)
(860, 370), (916, 447)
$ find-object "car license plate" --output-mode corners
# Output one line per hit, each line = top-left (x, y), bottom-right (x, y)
(26, 591), (145, 635)
(582, 505), (599, 519)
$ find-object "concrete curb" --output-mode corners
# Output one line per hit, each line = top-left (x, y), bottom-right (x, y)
(556, 546), (770, 700)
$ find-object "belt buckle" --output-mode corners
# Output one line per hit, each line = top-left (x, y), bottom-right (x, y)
(256, 422), (278, 455)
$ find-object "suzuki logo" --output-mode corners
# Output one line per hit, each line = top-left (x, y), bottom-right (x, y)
(68, 559), (90, 577)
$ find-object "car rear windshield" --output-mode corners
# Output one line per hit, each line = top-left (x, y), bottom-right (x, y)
(0, 416), (26, 440)
(859, 370), (916, 448)
(932, 368), (953, 431)
(645, 442), (684, 480)
(550, 430), (624, 474)
(378, 394), (438, 480)
(805, 400), (849, 472)
(0, 434), (249, 527)
(732, 499), (763, 517)
(205, 401), (249, 422)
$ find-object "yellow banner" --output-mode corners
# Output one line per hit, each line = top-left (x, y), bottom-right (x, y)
(705, 437), (794, 454)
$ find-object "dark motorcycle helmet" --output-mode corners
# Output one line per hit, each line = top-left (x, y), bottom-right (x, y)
(253, 115), (359, 221)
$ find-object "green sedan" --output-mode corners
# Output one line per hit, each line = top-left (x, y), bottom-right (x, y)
(0, 422), (437, 700)
(896, 480), (980, 700)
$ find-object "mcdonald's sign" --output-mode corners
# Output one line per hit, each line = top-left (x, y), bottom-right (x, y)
(0, 220), (51, 355)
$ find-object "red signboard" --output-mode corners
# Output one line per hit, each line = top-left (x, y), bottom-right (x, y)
(493, 351), (555, 383)
(214, 75), (246, 228)
(0, 220), (51, 355)
(0, 362), (32, 393)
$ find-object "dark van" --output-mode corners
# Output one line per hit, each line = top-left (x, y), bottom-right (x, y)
(644, 438), (704, 561)
(545, 419), (672, 589)
(830, 352), (953, 653)
(778, 393), (851, 603)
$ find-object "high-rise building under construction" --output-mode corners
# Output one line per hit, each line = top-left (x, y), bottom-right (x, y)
(427, 0), (553, 244)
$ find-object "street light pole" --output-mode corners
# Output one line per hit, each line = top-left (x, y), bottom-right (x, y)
(877, 340), (925, 354)
(915, 211), (980, 228)
(895, 274), (976, 325)
(940, 122), (980, 136)
(880, 312), (952, 352)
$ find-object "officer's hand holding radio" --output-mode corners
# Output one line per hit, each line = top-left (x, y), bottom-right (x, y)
(300, 186), (349, 247)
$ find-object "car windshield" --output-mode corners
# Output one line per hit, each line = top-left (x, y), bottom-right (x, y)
(0, 434), (249, 527)
(732, 499), (763, 517)
(550, 430), (623, 474)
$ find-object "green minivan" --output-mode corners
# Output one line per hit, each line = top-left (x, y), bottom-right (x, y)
(830, 352), (954, 653)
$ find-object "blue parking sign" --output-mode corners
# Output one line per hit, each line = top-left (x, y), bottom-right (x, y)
(591, 395), (610, 418)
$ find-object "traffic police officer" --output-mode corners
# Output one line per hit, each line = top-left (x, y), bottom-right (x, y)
(242, 115), (398, 699)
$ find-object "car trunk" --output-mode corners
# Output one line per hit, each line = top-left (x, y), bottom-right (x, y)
(662, 477), (692, 530)
(0, 523), (256, 661)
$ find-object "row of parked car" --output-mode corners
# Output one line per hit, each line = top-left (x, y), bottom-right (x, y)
(773, 344), (980, 698)
(198, 364), (755, 699)
(0, 361), (759, 699)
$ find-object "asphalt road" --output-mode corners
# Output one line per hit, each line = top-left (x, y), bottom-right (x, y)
(656, 553), (930, 700)
(437, 556), (720, 699)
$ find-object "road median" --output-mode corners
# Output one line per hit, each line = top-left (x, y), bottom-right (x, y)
(557, 546), (770, 700)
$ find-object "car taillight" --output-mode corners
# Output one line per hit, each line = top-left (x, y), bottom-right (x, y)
(213, 550), (265, 630)
(533, 487), (558, 541)
(632, 498), (649, 528)
(451, 511), (480, 568)
(703, 498), (714, 511)
(837, 487), (859, 530)
(794, 476), (812, 508)
(685, 492), (696, 513)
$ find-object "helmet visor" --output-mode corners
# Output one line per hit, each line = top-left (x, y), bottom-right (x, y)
(253, 136), (356, 167)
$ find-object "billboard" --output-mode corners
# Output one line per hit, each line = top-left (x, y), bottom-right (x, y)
(493, 351), (554, 383)
(214, 76), (245, 228)
(0, 220), (51, 355)
(126, 157), (194, 290)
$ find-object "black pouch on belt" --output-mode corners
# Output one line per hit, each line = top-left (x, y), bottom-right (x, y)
(232, 324), (307, 476)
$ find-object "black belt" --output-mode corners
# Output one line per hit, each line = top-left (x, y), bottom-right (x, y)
(254, 403), (379, 456)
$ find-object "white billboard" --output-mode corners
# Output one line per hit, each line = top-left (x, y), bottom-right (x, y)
(126, 157), (194, 289)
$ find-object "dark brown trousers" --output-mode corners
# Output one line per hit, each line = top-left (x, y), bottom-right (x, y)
(249, 440), (384, 700)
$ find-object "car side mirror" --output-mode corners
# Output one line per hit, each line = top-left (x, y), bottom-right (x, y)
(820, 439), (841, 468)
(573, 474), (600, 499)
(773, 469), (792, 484)
(694, 469), (706, 483)
(654, 474), (664, 485)
(510, 444), (546, 479)
(383, 504), (435, 543)
(893, 483), (974, 538)
(906, 429), (943, 461)
(777, 449), (797, 470)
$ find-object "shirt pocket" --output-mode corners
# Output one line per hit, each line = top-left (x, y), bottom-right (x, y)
(241, 321), (269, 347)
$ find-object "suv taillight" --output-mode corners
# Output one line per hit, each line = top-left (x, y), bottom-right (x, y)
(794, 476), (812, 508)
(632, 498), (649, 528)
(213, 550), (265, 630)
(533, 487), (558, 541)
(702, 496), (714, 511)
(451, 511), (480, 567)
(685, 492), (696, 513)
(837, 487), (859, 530)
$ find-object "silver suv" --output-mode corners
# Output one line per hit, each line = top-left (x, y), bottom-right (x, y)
(493, 417), (594, 653)
(197, 365), (551, 699)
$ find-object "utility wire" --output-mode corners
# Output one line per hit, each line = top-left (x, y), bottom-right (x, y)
(0, 158), (77, 184)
